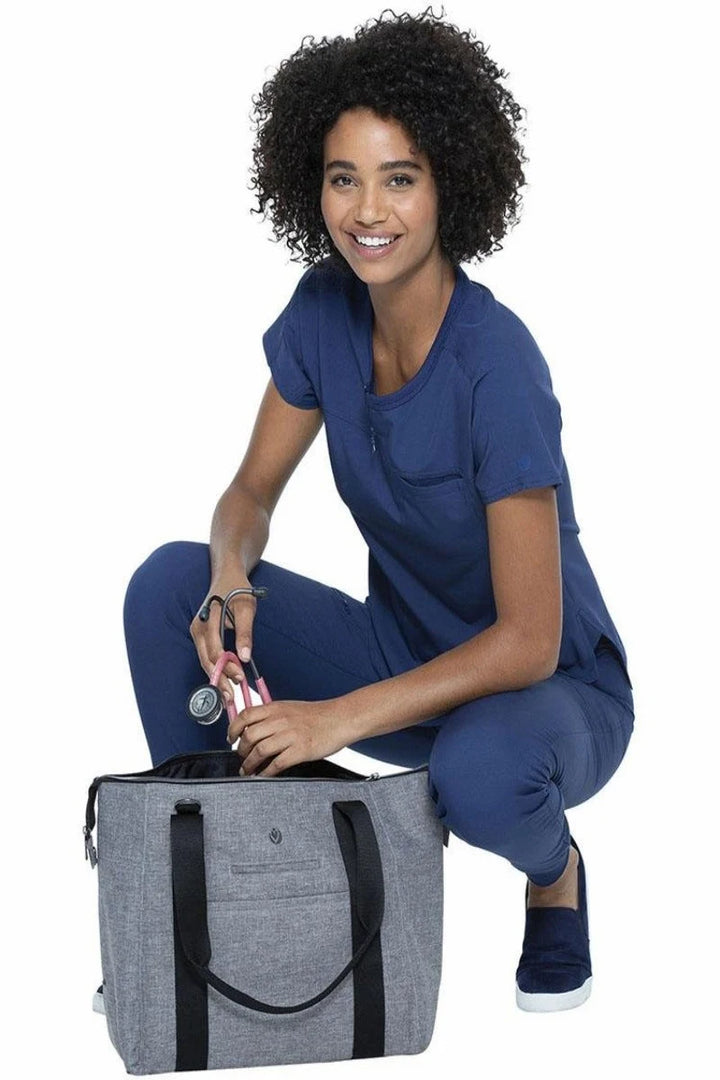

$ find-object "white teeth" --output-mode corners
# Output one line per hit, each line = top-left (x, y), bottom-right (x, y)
(354, 235), (397, 247)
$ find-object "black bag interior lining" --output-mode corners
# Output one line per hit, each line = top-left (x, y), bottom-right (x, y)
(147, 751), (366, 782)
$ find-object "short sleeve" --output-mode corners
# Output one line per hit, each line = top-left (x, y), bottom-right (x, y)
(471, 328), (564, 505)
(262, 275), (319, 410)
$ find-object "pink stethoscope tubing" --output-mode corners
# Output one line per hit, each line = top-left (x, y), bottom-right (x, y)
(209, 650), (273, 725)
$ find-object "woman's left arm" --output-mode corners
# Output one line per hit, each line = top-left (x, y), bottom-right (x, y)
(228, 486), (562, 774)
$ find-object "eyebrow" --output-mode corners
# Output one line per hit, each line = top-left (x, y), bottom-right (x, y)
(324, 159), (423, 173)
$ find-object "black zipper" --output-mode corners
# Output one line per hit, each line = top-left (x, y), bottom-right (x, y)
(363, 382), (377, 453)
(91, 769), (423, 786)
(91, 750), (428, 787)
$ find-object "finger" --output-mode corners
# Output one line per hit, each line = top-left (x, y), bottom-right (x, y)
(202, 603), (245, 684)
(252, 748), (296, 778)
(218, 596), (254, 678)
(234, 718), (278, 766)
(192, 626), (235, 705)
(238, 732), (287, 776)
(227, 707), (264, 745)
(227, 718), (248, 745)
(221, 681), (236, 707)
(239, 711), (288, 754)
(229, 592), (257, 667)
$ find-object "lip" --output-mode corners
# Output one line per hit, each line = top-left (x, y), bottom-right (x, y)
(346, 232), (403, 260)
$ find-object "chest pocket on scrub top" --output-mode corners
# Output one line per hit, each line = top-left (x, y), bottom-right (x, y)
(390, 467), (485, 564)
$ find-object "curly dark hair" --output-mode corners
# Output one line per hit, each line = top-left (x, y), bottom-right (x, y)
(248, 6), (528, 273)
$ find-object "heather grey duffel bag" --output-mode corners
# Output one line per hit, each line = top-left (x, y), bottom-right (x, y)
(84, 750), (449, 1075)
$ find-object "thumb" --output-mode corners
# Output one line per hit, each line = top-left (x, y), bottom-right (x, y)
(229, 590), (256, 668)
(234, 624), (254, 666)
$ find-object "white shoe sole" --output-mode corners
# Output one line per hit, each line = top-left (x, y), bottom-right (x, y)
(93, 989), (106, 1015)
(516, 975), (592, 1012)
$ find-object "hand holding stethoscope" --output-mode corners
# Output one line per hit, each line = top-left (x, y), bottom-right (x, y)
(186, 587), (273, 728)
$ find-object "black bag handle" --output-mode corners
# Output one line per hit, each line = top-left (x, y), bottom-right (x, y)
(170, 798), (385, 1015)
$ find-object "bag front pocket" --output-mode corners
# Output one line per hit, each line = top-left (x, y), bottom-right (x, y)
(207, 889), (353, 1007)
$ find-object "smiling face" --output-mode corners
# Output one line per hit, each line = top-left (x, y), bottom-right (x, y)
(321, 107), (445, 285)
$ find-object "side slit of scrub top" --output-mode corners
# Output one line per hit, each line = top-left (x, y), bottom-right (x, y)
(262, 256), (633, 691)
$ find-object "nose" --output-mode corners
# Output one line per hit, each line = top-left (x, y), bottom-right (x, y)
(353, 181), (390, 227)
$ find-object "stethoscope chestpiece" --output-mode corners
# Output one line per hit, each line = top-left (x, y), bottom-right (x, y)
(186, 684), (224, 726)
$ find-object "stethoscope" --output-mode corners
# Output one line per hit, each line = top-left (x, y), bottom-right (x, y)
(185, 587), (273, 727)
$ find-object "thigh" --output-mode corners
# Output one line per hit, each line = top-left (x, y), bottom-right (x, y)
(550, 646), (635, 806)
(128, 541), (384, 696)
(153, 542), (390, 702)
(244, 558), (388, 700)
(248, 561), (439, 768)
(126, 540), (434, 766)
(126, 541), (404, 764)
(428, 660), (634, 814)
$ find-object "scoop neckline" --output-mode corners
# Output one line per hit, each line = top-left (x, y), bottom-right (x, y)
(362, 265), (469, 409)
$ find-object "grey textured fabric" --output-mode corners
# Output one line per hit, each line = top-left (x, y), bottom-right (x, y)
(86, 750), (446, 1074)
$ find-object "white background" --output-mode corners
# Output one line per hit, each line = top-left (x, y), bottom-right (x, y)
(3, 1), (715, 1075)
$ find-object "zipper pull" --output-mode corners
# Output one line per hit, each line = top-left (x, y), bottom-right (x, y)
(367, 772), (380, 780)
(363, 381), (377, 454)
(84, 825), (98, 869)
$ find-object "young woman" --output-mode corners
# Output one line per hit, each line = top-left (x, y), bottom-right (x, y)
(123, 8), (635, 1013)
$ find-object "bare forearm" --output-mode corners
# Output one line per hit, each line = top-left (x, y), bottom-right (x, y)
(335, 621), (556, 741)
(209, 483), (270, 581)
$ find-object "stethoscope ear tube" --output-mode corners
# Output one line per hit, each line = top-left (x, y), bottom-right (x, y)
(197, 587), (269, 626)
(186, 586), (273, 726)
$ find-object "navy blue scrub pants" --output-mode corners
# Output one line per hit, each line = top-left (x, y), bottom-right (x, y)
(123, 541), (635, 887)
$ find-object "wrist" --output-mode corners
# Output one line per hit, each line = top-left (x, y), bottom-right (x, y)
(210, 562), (250, 590)
(332, 687), (377, 744)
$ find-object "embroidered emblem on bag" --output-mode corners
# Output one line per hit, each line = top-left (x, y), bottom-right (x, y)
(269, 828), (282, 844)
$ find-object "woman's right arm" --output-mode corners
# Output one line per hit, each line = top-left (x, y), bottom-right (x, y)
(191, 378), (324, 698)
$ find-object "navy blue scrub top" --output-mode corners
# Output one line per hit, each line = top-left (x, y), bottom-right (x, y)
(262, 257), (632, 690)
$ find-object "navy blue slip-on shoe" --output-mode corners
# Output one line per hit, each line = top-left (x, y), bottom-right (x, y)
(515, 835), (593, 1012)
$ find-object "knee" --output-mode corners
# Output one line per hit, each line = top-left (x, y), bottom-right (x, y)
(428, 710), (551, 849)
(124, 540), (208, 617)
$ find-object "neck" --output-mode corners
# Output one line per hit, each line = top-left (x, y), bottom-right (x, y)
(367, 256), (457, 361)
